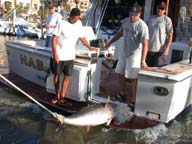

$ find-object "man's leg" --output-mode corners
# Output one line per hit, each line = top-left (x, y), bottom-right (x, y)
(60, 76), (71, 99)
(59, 60), (74, 101)
(50, 58), (61, 104)
(54, 74), (60, 100)
(51, 74), (60, 104)
(129, 78), (137, 103)
(117, 73), (127, 95)
(111, 73), (129, 102)
(115, 56), (127, 96)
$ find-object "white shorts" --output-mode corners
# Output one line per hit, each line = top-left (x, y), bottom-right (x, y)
(115, 52), (141, 78)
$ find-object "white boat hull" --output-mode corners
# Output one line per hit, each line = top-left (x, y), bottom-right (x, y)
(5, 39), (192, 123)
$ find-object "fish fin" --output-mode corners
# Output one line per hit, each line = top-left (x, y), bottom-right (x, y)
(106, 118), (112, 125)
(85, 125), (91, 133)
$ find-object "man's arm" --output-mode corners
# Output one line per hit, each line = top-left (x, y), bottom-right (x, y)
(80, 37), (98, 52)
(45, 24), (56, 29)
(162, 32), (173, 56)
(163, 16), (173, 56)
(141, 39), (149, 70)
(105, 30), (123, 49)
(52, 35), (59, 63)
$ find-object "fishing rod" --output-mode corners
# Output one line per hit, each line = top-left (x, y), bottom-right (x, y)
(85, 0), (98, 26)
(0, 74), (63, 122)
(95, 0), (109, 37)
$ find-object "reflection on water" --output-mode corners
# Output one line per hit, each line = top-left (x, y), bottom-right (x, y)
(0, 35), (192, 144)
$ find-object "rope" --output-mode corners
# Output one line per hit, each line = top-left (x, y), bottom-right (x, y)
(0, 74), (64, 122)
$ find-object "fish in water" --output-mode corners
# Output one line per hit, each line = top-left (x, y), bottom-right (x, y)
(54, 104), (115, 127)
(54, 103), (133, 130)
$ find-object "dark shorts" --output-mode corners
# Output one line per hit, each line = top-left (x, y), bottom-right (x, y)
(50, 58), (74, 76)
(146, 52), (162, 67)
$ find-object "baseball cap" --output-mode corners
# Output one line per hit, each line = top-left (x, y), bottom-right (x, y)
(129, 3), (142, 16)
(48, 3), (56, 9)
(70, 8), (81, 16)
(157, 2), (166, 9)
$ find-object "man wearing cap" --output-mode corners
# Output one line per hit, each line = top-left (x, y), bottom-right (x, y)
(50, 8), (98, 104)
(44, 3), (62, 48)
(105, 3), (149, 106)
(146, 1), (173, 67)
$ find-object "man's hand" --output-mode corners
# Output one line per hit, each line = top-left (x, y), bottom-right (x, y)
(45, 24), (56, 29)
(53, 53), (59, 63)
(90, 47), (99, 52)
(162, 49), (169, 56)
(104, 42), (111, 50)
(141, 61), (149, 70)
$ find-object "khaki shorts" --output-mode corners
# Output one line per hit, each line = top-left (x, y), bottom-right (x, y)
(115, 52), (141, 78)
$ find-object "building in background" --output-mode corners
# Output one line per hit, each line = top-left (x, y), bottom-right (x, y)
(0, 0), (40, 16)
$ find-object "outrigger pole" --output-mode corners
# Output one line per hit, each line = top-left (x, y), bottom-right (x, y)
(0, 74), (64, 123)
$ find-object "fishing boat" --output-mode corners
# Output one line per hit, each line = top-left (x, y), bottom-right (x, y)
(1, 29), (192, 129)
(1, 0), (192, 130)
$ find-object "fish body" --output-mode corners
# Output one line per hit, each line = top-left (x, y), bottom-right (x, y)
(57, 104), (115, 126)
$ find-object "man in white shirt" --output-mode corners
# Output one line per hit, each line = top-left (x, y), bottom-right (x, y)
(51, 8), (98, 104)
(44, 3), (62, 48)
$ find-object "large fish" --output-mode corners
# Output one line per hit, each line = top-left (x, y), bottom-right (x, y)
(54, 104), (115, 127)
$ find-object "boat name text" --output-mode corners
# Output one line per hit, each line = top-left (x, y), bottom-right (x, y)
(20, 54), (47, 72)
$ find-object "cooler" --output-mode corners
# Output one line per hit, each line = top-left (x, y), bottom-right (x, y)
(135, 60), (192, 123)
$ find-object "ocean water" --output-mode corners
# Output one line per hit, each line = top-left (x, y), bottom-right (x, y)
(0, 35), (192, 144)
